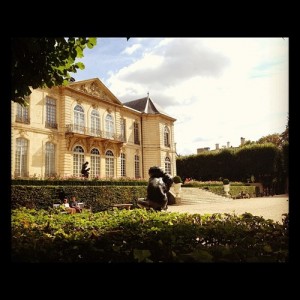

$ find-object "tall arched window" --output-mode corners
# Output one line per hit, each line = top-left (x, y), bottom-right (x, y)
(74, 105), (85, 134)
(45, 142), (56, 177)
(90, 148), (100, 178)
(165, 157), (171, 175)
(164, 126), (170, 147)
(91, 109), (100, 136)
(134, 155), (140, 178)
(121, 153), (126, 177)
(105, 150), (114, 177)
(15, 138), (28, 177)
(105, 114), (114, 139)
(73, 146), (85, 176)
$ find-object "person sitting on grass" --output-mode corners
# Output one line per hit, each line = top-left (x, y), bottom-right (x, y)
(69, 195), (82, 213)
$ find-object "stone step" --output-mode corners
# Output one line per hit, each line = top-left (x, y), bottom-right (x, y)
(177, 187), (230, 204)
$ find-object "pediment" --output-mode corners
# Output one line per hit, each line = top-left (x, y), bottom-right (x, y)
(68, 78), (122, 105)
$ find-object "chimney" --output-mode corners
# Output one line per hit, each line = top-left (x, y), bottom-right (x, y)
(241, 137), (245, 146)
(215, 143), (219, 150)
(227, 141), (230, 148)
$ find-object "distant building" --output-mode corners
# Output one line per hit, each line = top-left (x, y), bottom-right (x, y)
(197, 147), (210, 154)
(197, 137), (246, 154)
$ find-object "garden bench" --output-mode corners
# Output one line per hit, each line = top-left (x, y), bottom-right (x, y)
(53, 203), (68, 214)
(78, 202), (92, 212)
(112, 203), (133, 210)
(53, 203), (92, 213)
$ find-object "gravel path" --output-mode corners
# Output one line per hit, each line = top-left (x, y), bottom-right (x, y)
(167, 194), (289, 223)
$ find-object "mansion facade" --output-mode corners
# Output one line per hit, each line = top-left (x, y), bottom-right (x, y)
(11, 78), (177, 180)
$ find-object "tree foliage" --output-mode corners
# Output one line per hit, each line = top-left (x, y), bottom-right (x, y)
(11, 37), (97, 106)
(241, 140), (256, 147)
(257, 133), (282, 147)
(280, 115), (289, 144)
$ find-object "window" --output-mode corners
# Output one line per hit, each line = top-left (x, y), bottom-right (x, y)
(134, 122), (140, 144)
(91, 109), (101, 136)
(105, 114), (114, 139)
(134, 155), (140, 178)
(74, 105), (85, 134)
(165, 157), (171, 175)
(45, 142), (56, 177)
(73, 146), (85, 176)
(15, 138), (28, 177)
(120, 118), (126, 142)
(121, 153), (126, 177)
(105, 150), (114, 177)
(16, 101), (30, 124)
(164, 126), (170, 147)
(90, 148), (100, 178)
(45, 97), (57, 129)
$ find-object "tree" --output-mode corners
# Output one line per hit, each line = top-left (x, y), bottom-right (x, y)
(280, 115), (289, 144)
(241, 140), (256, 147)
(11, 37), (97, 106)
(257, 133), (282, 147)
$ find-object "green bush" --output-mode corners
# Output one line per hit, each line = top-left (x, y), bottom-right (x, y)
(173, 176), (182, 183)
(11, 208), (288, 263)
(223, 178), (230, 185)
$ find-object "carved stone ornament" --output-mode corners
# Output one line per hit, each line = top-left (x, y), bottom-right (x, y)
(75, 81), (111, 102)
(48, 134), (55, 142)
(18, 129), (28, 137)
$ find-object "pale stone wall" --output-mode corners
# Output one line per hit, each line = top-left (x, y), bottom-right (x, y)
(11, 79), (177, 179)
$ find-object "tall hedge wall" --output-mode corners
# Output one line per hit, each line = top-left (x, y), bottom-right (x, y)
(177, 144), (281, 184)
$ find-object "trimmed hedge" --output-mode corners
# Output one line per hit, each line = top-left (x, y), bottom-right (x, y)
(207, 186), (256, 198)
(11, 185), (147, 212)
(11, 208), (289, 262)
(11, 179), (148, 186)
(177, 144), (283, 188)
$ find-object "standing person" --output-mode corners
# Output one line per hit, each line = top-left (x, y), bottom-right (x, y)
(137, 166), (173, 211)
(69, 195), (82, 213)
(81, 161), (90, 178)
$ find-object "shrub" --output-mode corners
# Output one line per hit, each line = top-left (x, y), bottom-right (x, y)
(173, 176), (182, 184)
(223, 178), (230, 185)
(11, 208), (289, 263)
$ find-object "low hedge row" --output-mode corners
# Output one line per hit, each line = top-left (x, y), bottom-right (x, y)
(12, 179), (148, 186)
(206, 186), (256, 198)
(183, 181), (246, 187)
(11, 185), (147, 212)
(11, 208), (289, 262)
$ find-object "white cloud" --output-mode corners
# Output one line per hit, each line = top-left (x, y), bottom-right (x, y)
(80, 38), (289, 155)
(122, 44), (142, 55)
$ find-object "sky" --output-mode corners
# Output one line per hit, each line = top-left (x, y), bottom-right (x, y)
(72, 38), (288, 156)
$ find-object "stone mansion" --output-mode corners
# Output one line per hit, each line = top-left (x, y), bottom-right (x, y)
(11, 78), (177, 179)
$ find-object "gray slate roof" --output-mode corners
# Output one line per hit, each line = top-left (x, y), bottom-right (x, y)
(124, 97), (167, 115)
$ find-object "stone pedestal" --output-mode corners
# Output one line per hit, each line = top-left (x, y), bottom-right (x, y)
(175, 197), (181, 204)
